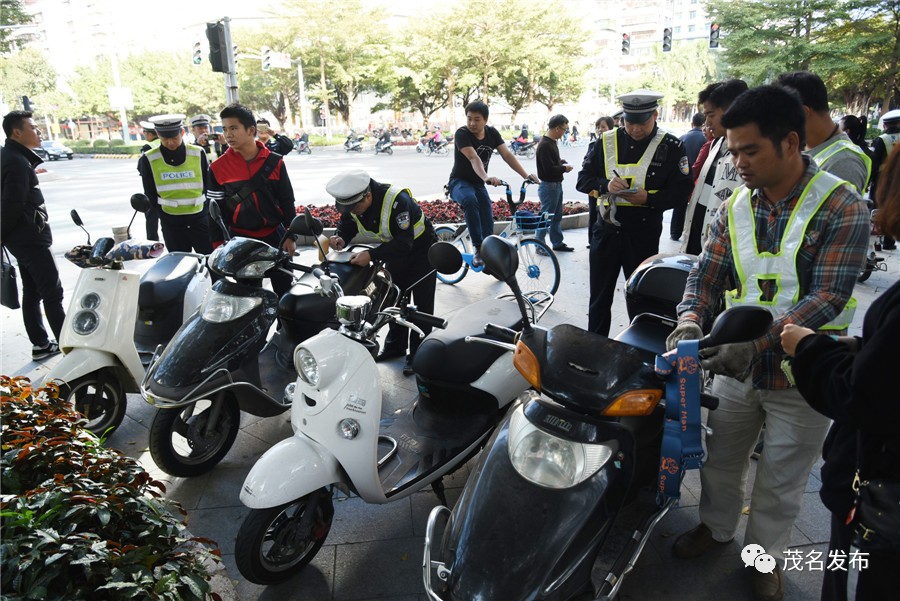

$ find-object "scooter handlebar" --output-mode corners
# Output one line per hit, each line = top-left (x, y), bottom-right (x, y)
(407, 308), (447, 330)
(700, 393), (719, 411)
(484, 323), (518, 343)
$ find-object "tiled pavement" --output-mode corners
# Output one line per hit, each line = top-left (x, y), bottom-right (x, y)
(2, 222), (898, 601)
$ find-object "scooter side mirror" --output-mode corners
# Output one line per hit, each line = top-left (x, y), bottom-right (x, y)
(427, 241), (463, 275)
(481, 235), (518, 282)
(292, 207), (324, 237)
(130, 193), (151, 213)
(698, 305), (773, 351)
(70, 209), (84, 227)
(208, 200), (231, 242)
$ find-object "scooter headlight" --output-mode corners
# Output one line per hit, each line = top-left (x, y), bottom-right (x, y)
(200, 290), (262, 322)
(72, 310), (99, 335)
(294, 347), (319, 387)
(236, 261), (276, 278)
(507, 406), (614, 489)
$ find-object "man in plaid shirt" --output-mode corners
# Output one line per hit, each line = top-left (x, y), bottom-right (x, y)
(665, 86), (869, 601)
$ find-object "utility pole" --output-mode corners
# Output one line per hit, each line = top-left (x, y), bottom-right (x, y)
(319, 54), (331, 139)
(222, 17), (239, 104)
(294, 58), (307, 129)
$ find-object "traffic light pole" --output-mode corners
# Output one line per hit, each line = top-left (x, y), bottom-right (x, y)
(221, 17), (239, 104)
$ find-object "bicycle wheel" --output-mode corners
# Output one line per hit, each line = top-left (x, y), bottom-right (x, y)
(434, 225), (470, 285)
(516, 239), (560, 296)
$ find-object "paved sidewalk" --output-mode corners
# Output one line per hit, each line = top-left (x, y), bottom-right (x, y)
(2, 224), (898, 601)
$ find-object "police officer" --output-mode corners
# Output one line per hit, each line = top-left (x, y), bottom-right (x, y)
(871, 109), (900, 249)
(137, 120), (161, 240)
(138, 114), (212, 254)
(326, 169), (436, 376)
(576, 89), (693, 336)
(189, 114), (220, 160)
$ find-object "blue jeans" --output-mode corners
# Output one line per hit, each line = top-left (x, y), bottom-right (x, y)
(449, 178), (493, 248)
(537, 181), (564, 248)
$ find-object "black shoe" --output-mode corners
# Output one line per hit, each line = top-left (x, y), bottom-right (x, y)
(472, 252), (484, 268)
(32, 341), (61, 361)
(402, 357), (415, 377)
(670, 235), (681, 241)
(375, 347), (406, 363)
(883, 242), (896, 250)
(553, 244), (575, 252)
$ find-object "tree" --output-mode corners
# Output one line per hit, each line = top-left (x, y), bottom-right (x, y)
(232, 29), (302, 129)
(0, 48), (57, 111)
(0, 0), (31, 54)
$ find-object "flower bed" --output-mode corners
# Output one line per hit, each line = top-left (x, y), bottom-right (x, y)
(0, 376), (221, 601)
(299, 199), (588, 229)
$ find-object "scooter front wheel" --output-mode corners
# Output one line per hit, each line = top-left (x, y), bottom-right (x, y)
(235, 489), (334, 584)
(62, 371), (126, 437)
(148, 393), (240, 477)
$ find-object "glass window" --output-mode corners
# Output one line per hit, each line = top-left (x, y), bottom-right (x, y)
(688, 24), (696, 32)
(689, 10), (697, 19)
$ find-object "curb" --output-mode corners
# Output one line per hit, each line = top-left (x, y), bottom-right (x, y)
(84, 153), (140, 159)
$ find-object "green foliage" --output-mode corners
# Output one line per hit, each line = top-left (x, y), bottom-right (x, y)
(0, 0), (31, 54)
(0, 376), (220, 601)
(109, 138), (126, 147)
(0, 48), (58, 112)
(92, 139), (110, 148)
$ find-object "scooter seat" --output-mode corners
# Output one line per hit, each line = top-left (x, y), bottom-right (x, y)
(414, 298), (525, 383)
(138, 254), (200, 308)
(329, 262), (373, 295)
(613, 313), (675, 363)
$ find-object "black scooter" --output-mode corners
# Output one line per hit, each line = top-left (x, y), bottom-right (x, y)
(423, 236), (772, 601)
(140, 205), (397, 477)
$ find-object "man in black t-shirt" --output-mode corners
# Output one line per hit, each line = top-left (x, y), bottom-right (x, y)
(448, 100), (538, 267)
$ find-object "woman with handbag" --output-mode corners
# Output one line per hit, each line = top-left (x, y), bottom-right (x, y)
(782, 145), (900, 600)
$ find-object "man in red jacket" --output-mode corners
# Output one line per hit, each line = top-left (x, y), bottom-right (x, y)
(207, 103), (297, 297)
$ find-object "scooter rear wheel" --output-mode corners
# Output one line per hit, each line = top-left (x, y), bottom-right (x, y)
(62, 372), (126, 437)
(148, 393), (240, 477)
(235, 489), (334, 584)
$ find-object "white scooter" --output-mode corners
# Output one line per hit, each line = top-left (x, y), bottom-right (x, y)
(39, 194), (211, 436)
(234, 239), (553, 585)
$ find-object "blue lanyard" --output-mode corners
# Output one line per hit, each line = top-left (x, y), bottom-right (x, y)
(654, 340), (704, 504)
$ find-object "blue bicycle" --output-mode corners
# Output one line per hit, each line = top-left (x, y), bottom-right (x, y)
(434, 180), (560, 296)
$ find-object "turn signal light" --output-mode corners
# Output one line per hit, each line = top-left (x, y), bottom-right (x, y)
(602, 389), (662, 416)
(513, 341), (540, 390)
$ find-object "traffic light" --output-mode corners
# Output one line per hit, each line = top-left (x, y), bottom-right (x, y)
(261, 46), (272, 72)
(319, 106), (327, 121)
(709, 23), (720, 49)
(662, 27), (672, 52)
(192, 42), (202, 66)
(22, 95), (32, 112)
(206, 22), (227, 73)
(622, 33), (631, 55)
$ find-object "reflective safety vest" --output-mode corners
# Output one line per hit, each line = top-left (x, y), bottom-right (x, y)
(601, 128), (666, 207)
(147, 144), (205, 216)
(880, 132), (900, 157)
(725, 171), (857, 331)
(351, 185), (425, 242)
(813, 138), (872, 192)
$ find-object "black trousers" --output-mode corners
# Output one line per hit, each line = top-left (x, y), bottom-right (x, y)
(383, 247), (436, 357)
(145, 205), (160, 241)
(160, 215), (212, 255)
(5, 243), (66, 346)
(821, 510), (900, 601)
(669, 200), (687, 239)
(588, 219), (661, 336)
(587, 197), (598, 244)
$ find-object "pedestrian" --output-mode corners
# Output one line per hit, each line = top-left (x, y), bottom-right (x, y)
(575, 89), (692, 336)
(189, 114), (221, 160)
(326, 169), (436, 376)
(447, 100), (538, 267)
(839, 114), (872, 158)
(138, 114), (212, 254)
(255, 118), (295, 155)
(681, 79), (748, 255)
(671, 112), (707, 240)
(666, 85), (870, 601)
(1, 110), (65, 361)
(776, 71), (871, 194)
(137, 119), (161, 240)
(586, 116), (616, 247)
(781, 144), (900, 601)
(612, 110), (625, 128)
(207, 103), (296, 298)
(535, 114), (574, 252)
(869, 109), (900, 249)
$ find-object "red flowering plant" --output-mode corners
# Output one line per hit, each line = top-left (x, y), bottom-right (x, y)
(298, 198), (587, 228)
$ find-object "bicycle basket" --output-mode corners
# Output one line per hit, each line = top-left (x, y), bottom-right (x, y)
(514, 210), (552, 233)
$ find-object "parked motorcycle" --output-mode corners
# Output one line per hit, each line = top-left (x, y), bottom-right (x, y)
(234, 237), (555, 585)
(422, 236), (773, 601)
(39, 194), (211, 436)
(344, 132), (365, 152)
(140, 205), (397, 477)
(295, 140), (312, 155)
(508, 139), (536, 159)
(858, 203), (886, 283)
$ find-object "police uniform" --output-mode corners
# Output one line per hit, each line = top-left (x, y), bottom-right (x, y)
(189, 114), (219, 159)
(137, 120), (161, 240)
(872, 110), (900, 249)
(327, 169), (436, 372)
(576, 90), (693, 336)
(138, 114), (212, 254)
